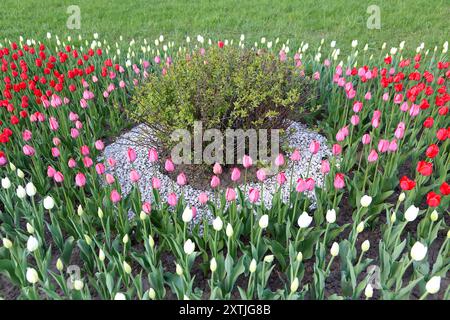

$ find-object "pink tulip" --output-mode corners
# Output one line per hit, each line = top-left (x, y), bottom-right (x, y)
(296, 178), (307, 192)
(95, 163), (105, 175)
(332, 144), (342, 155)
(130, 170), (140, 183)
(377, 139), (390, 153)
(336, 130), (345, 142)
(54, 172), (64, 183)
(22, 130), (32, 141)
(213, 163), (222, 175)
(395, 126), (405, 139)
(165, 158), (175, 172)
(152, 177), (161, 189)
(362, 134), (371, 145)
(68, 158), (77, 168)
(0, 154), (7, 166)
(321, 160), (330, 174)
(177, 172), (187, 186)
(198, 193), (208, 204)
(69, 112), (79, 122)
(49, 117), (59, 131)
(95, 140), (105, 150)
(333, 173), (345, 189)
(277, 172), (287, 185)
(225, 188), (236, 201)
(107, 158), (116, 167)
(305, 178), (315, 191)
(368, 149), (378, 162)
(148, 148), (158, 162)
(400, 102), (409, 112)
(75, 120), (83, 129)
(371, 117), (380, 128)
(409, 104), (420, 117)
(313, 71), (320, 80)
(242, 155), (253, 168)
(210, 175), (220, 188)
(23, 145), (35, 156)
(364, 92), (372, 100)
(290, 149), (301, 161)
(75, 172), (86, 187)
(142, 202), (152, 214)
(105, 174), (115, 185)
(353, 101), (363, 113)
(388, 139), (398, 152)
(275, 153), (285, 167)
(167, 193), (177, 207)
(70, 128), (79, 139)
(80, 145), (90, 156)
(309, 140), (320, 154)
(53, 137), (61, 146)
(351, 115), (360, 126)
(47, 166), (56, 178)
(83, 157), (93, 168)
(110, 189), (122, 203)
(127, 148), (137, 163)
(248, 188), (260, 203)
(231, 168), (241, 182)
(51, 147), (60, 158)
(256, 168), (267, 182)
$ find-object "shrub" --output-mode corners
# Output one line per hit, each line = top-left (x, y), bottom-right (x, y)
(130, 46), (313, 153)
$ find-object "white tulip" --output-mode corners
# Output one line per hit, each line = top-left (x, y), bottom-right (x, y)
(258, 214), (269, 229)
(43, 196), (55, 210)
(390, 212), (397, 223)
(360, 195), (372, 207)
(176, 263), (183, 275)
(99, 248), (106, 262)
(9, 163), (16, 171)
(77, 205), (84, 216)
(330, 242), (339, 257)
(2, 238), (13, 249)
(56, 258), (63, 272)
(148, 288), (156, 300)
(210, 258), (217, 272)
(26, 223), (34, 234)
(182, 206), (193, 223)
(25, 182), (36, 197)
(326, 209), (336, 223)
(296, 252), (303, 262)
(73, 279), (84, 291)
(351, 40), (358, 48)
(398, 192), (405, 202)
(97, 207), (104, 219)
(27, 236), (38, 252)
(122, 234), (129, 244)
(149, 235), (155, 248)
(226, 223), (234, 237)
(365, 283), (373, 298)
(290, 277), (299, 293)
(404, 205), (419, 222)
(249, 259), (257, 273)
(430, 210), (438, 222)
(114, 292), (126, 300)
(139, 211), (147, 221)
(410, 241), (427, 261)
(212, 217), (223, 231)
(297, 212), (312, 228)
(1, 177), (11, 189)
(16, 185), (26, 199)
(26, 267), (39, 284)
(183, 239), (195, 255)
(361, 240), (370, 252)
(17, 169), (24, 179)
(123, 261), (132, 274)
(425, 276), (441, 294)
(356, 222), (365, 233)
(264, 255), (274, 263)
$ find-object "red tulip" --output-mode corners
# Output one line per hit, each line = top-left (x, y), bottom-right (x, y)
(440, 182), (450, 196)
(425, 144), (439, 158)
(416, 161), (433, 176)
(399, 176), (416, 190)
(426, 191), (441, 207)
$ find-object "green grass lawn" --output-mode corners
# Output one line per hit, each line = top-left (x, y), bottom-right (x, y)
(0, 0), (449, 52)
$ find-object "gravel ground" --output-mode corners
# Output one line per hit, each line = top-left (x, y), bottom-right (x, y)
(100, 121), (331, 223)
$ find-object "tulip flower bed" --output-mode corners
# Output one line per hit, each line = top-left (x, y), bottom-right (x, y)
(0, 35), (448, 300)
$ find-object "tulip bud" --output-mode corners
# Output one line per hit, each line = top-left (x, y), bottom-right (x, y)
(26, 267), (39, 284)
(365, 283), (373, 298)
(140, 211), (147, 221)
(330, 242), (339, 256)
(123, 261), (132, 274)
(356, 222), (365, 233)
(149, 235), (155, 248)
(97, 207), (104, 219)
(43, 196), (55, 210)
(148, 288), (156, 300)
(99, 249), (106, 262)
(226, 223), (234, 237)
(9, 163), (16, 171)
(425, 276), (441, 294)
(17, 169), (25, 179)
(210, 258), (217, 272)
(26, 223), (34, 234)
(430, 210), (438, 222)
(390, 212), (397, 223)
(258, 214), (269, 229)
(84, 234), (92, 245)
(114, 292), (126, 300)
(74, 279), (84, 291)
(176, 263), (183, 275)
(249, 259), (257, 273)
(2, 238), (13, 249)
(212, 217), (223, 231)
(296, 252), (303, 263)
(27, 235), (39, 252)
(122, 234), (129, 244)
(56, 258), (64, 272)
(263, 255), (274, 263)
(290, 277), (299, 293)
(361, 240), (370, 252)
(398, 192), (405, 202)
(77, 205), (84, 216)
